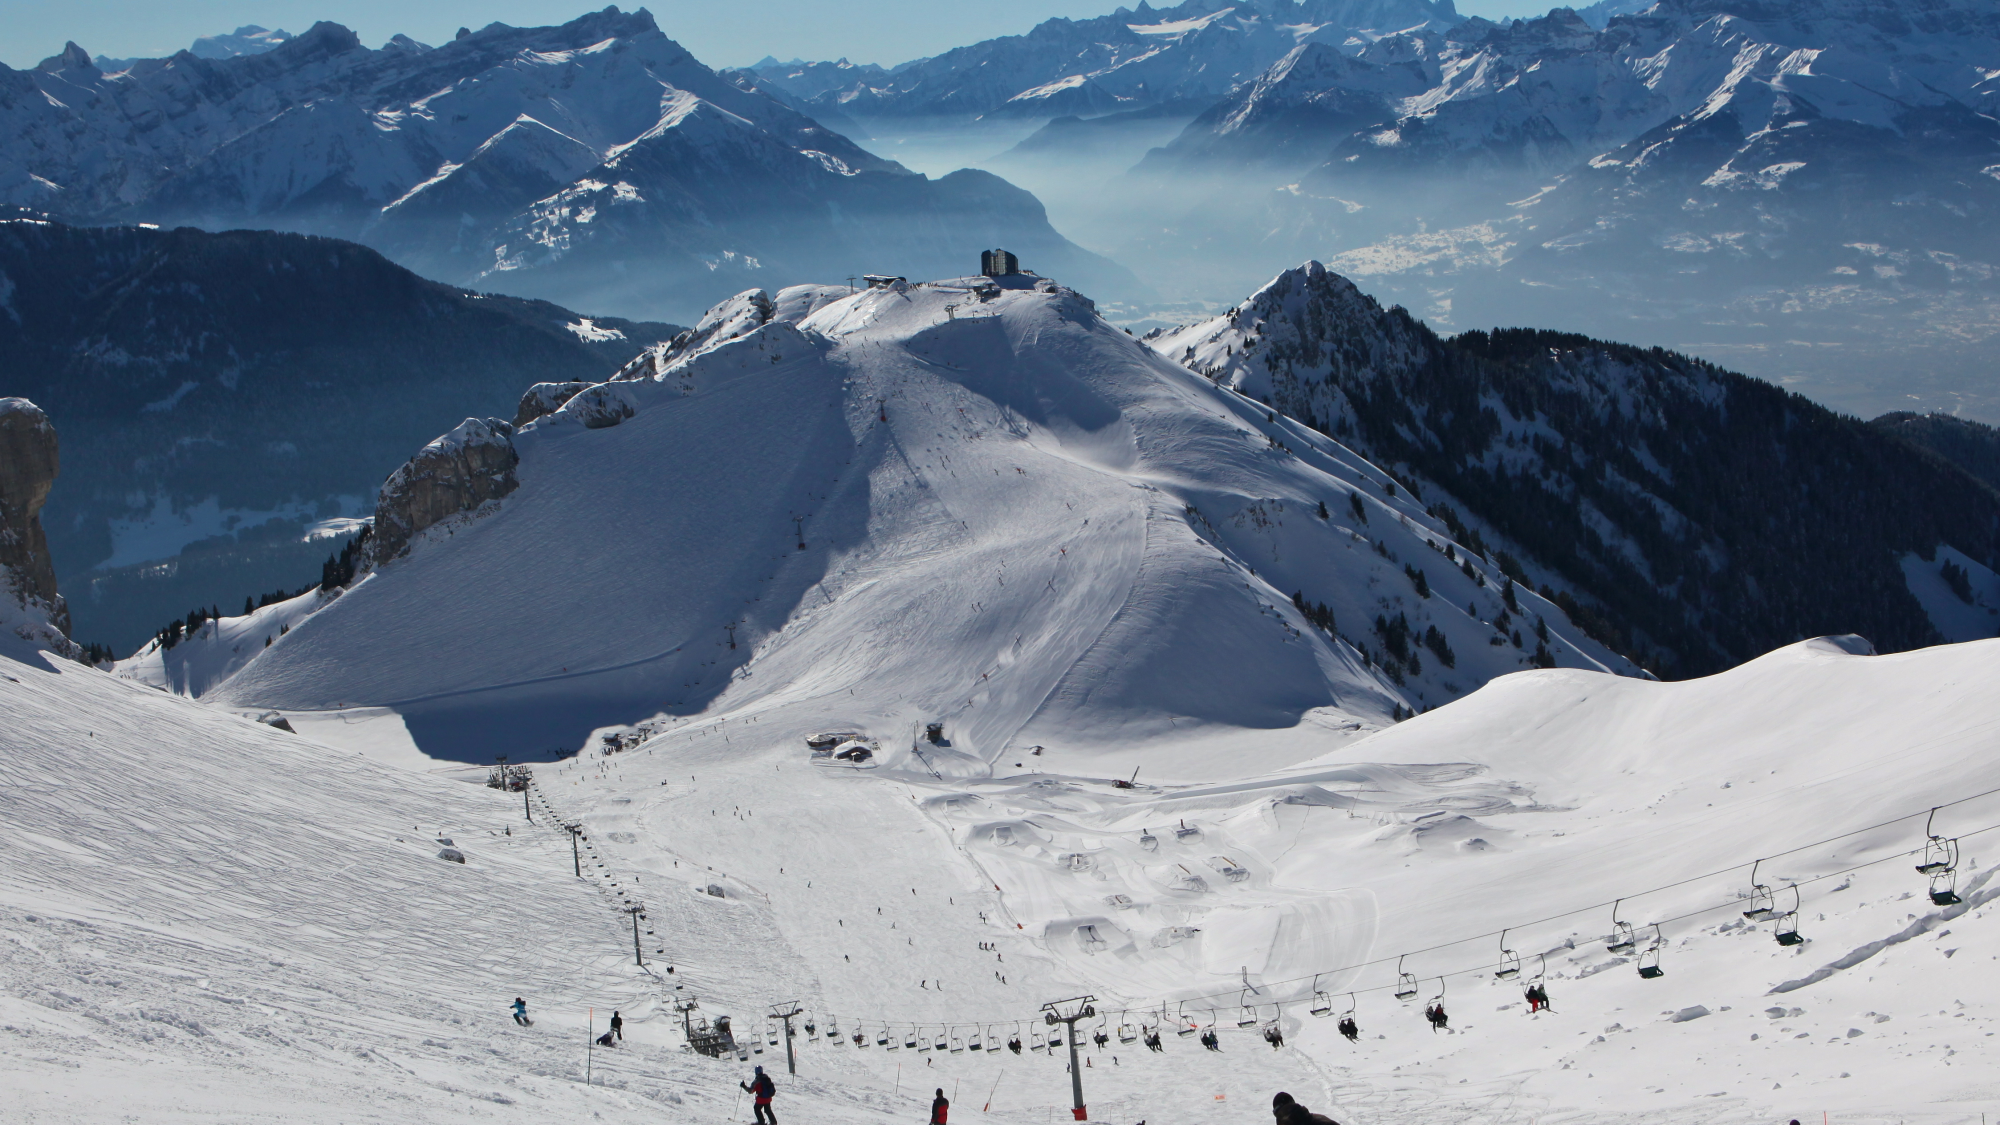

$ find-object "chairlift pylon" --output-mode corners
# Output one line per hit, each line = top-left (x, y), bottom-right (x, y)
(1637, 923), (1665, 979)
(1393, 955), (1420, 1001)
(1607, 898), (1637, 954)
(1495, 928), (1522, 980)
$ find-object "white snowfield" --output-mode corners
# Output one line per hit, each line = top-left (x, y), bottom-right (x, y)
(8, 620), (1999, 1122)
(17, 277), (1991, 1122)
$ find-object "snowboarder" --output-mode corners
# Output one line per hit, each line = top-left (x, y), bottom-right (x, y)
(931, 1088), (950, 1125)
(1271, 1091), (1338, 1125)
(742, 1065), (777, 1125)
(611, 1010), (624, 1040)
(511, 998), (532, 1026)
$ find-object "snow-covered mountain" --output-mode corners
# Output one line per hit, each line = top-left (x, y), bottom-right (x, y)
(0, 220), (682, 652)
(1, 7), (1134, 321)
(1094, 0), (2000, 417)
(9, 467), (1999, 1123)
(121, 271), (1640, 763)
(93, 24), (296, 72)
(751, 0), (1461, 121)
(1148, 262), (2000, 674)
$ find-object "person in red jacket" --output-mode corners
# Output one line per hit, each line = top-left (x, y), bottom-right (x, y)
(741, 1066), (777, 1124)
(931, 1088), (950, 1124)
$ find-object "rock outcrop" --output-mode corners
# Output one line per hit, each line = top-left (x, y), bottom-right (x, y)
(0, 397), (73, 643)
(368, 418), (520, 565)
(514, 381), (594, 427)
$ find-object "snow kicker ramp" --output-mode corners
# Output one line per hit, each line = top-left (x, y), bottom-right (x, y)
(213, 276), (1631, 761)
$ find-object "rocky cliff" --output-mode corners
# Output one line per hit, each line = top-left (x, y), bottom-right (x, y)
(0, 397), (73, 648)
(367, 419), (520, 566)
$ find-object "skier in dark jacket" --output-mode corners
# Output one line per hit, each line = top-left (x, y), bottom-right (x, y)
(931, 1089), (949, 1124)
(610, 1011), (624, 1040)
(511, 998), (531, 1026)
(742, 1066), (777, 1125)
(1272, 1092), (1338, 1125)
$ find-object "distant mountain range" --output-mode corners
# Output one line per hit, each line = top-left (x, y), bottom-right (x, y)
(2, 7), (1135, 322)
(0, 220), (680, 651)
(747, 0), (1461, 120)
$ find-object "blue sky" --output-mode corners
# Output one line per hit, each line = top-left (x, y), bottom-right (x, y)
(2, 0), (1559, 71)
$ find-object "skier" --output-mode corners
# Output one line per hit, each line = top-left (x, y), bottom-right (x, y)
(742, 1065), (778, 1125)
(931, 1088), (950, 1125)
(611, 1010), (624, 1040)
(1271, 1091), (1339, 1125)
(511, 997), (532, 1026)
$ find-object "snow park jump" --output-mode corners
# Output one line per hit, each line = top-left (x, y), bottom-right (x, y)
(5, 264), (2000, 1125)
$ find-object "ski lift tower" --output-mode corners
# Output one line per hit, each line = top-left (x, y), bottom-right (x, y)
(1042, 995), (1098, 1120)
(768, 1001), (804, 1075)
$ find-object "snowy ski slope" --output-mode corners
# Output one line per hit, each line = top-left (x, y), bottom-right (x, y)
(16, 275), (1993, 1123)
(187, 275), (1633, 764)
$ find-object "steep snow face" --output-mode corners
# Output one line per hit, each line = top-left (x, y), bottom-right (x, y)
(201, 276), (1631, 761)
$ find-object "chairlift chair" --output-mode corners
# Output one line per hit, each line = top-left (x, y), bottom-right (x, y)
(1046, 1031), (1063, 1050)
(1930, 870), (1963, 907)
(878, 1026), (891, 1048)
(1774, 885), (1806, 946)
(1394, 955), (1420, 1001)
(1118, 1018), (1139, 1044)
(1742, 860), (1779, 921)
(825, 1015), (840, 1041)
(968, 1028), (982, 1052)
(904, 1028), (919, 1050)
(1309, 976), (1334, 1018)
(803, 1015), (816, 1037)
(1237, 991), (1260, 1028)
(1916, 808), (1958, 875)
(934, 1029), (950, 1052)
(917, 1028), (932, 1052)
(951, 1030), (965, 1053)
(855, 1029), (868, 1047)
(1338, 994), (1360, 1042)
(1176, 1009), (1200, 1037)
(1140, 829), (1159, 853)
(1637, 924), (1666, 979)
(1495, 928), (1522, 980)
(767, 1022), (779, 1047)
(1607, 899), (1637, 954)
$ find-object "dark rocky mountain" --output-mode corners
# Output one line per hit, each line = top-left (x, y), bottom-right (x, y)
(1872, 412), (2000, 495)
(0, 220), (681, 650)
(1153, 263), (2000, 676)
(2, 7), (1136, 322)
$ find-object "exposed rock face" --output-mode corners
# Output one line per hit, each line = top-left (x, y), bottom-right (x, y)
(514, 381), (594, 427)
(0, 397), (69, 638)
(368, 418), (519, 566)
